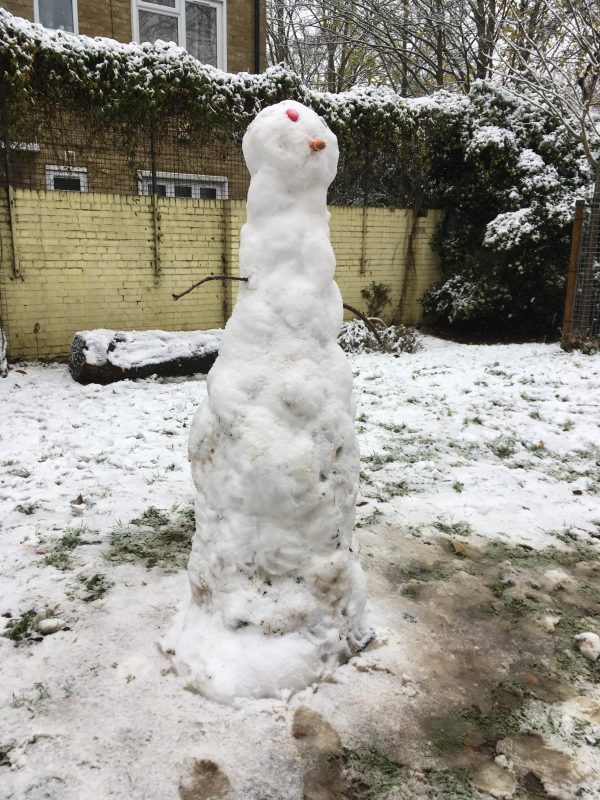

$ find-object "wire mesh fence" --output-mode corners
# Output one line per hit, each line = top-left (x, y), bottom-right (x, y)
(564, 195), (600, 350)
(0, 99), (420, 208)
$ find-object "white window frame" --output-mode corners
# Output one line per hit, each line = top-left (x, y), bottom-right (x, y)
(131, 0), (227, 70)
(137, 170), (228, 199)
(34, 0), (79, 34)
(45, 165), (88, 192)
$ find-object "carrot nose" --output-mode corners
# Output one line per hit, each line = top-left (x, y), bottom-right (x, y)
(309, 139), (327, 152)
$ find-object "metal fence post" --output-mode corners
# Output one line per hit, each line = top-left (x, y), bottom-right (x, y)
(561, 199), (585, 346)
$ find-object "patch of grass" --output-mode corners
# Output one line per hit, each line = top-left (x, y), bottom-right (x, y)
(382, 481), (410, 498)
(489, 435), (518, 458)
(526, 440), (547, 457)
(452, 481), (464, 493)
(78, 573), (111, 602)
(108, 505), (194, 571)
(502, 595), (535, 616)
(377, 422), (406, 433)
(0, 744), (12, 767)
(361, 452), (399, 470)
(15, 502), (38, 515)
(43, 523), (90, 571)
(484, 540), (598, 570)
(400, 561), (452, 583)
(466, 415), (484, 425)
(561, 420), (575, 431)
(356, 508), (383, 529)
(342, 746), (407, 799)
(3, 610), (37, 642)
(342, 747), (479, 800)
(11, 682), (51, 712)
(44, 551), (72, 570)
(553, 527), (579, 544)
(433, 519), (473, 537)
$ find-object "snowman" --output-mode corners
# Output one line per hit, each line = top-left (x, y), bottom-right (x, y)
(164, 100), (369, 703)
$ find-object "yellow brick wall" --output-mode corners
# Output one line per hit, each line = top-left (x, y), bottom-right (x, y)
(0, 189), (442, 359)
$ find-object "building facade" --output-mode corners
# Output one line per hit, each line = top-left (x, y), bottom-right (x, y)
(2, 0), (265, 73)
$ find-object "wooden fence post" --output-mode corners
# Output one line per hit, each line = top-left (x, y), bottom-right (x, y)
(561, 199), (585, 346)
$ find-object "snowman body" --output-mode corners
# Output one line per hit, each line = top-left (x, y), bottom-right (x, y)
(165, 101), (368, 703)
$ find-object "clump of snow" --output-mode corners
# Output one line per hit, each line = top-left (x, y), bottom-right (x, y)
(466, 125), (517, 155)
(0, 327), (7, 377)
(484, 207), (537, 249)
(574, 632), (600, 662)
(164, 101), (369, 703)
(76, 328), (222, 370)
(338, 318), (421, 355)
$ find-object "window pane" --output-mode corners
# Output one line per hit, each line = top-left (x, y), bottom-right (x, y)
(38, 0), (74, 32)
(143, 0), (176, 6)
(198, 186), (217, 199)
(186, 3), (217, 66)
(155, 183), (168, 196)
(174, 184), (193, 198)
(53, 176), (81, 191)
(139, 10), (179, 45)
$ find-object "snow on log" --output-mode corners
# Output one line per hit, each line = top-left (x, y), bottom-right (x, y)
(68, 329), (222, 385)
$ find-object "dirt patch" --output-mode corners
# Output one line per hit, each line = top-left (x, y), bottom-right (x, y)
(352, 529), (600, 798)
(178, 758), (231, 800)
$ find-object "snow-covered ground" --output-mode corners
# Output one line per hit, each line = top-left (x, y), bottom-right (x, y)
(1, 335), (599, 799)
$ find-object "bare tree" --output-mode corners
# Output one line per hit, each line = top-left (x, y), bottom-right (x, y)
(498, 0), (600, 328)
(266, 0), (524, 95)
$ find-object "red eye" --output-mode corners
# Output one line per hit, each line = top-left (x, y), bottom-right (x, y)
(286, 109), (299, 122)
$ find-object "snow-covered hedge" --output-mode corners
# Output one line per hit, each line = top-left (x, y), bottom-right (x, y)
(420, 83), (595, 337)
(0, 10), (596, 337)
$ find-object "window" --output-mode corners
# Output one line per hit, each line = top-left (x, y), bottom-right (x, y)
(46, 165), (88, 192)
(34, 0), (78, 33)
(132, 1), (225, 68)
(137, 171), (228, 199)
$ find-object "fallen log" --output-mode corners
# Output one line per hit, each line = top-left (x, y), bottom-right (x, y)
(69, 328), (222, 385)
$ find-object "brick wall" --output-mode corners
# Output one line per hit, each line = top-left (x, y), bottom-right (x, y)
(0, 188), (442, 359)
(2, 1), (33, 23)
(1, 1), (265, 72)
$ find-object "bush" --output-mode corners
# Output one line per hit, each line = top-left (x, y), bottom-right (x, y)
(419, 83), (595, 339)
(338, 319), (421, 355)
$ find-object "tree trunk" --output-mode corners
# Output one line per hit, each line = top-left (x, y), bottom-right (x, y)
(69, 330), (221, 385)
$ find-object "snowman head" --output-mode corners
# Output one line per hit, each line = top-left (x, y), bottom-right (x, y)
(242, 100), (338, 188)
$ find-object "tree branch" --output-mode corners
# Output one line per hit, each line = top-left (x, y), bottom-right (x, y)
(172, 275), (248, 301)
(343, 303), (383, 344)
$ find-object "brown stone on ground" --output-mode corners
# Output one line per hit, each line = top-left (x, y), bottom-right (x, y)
(498, 733), (586, 797)
(292, 707), (343, 800)
(471, 761), (517, 799)
(292, 707), (341, 756)
(178, 758), (231, 800)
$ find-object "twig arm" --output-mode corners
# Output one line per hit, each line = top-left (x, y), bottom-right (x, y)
(174, 282), (383, 347)
(173, 275), (248, 301)
(343, 303), (383, 344)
